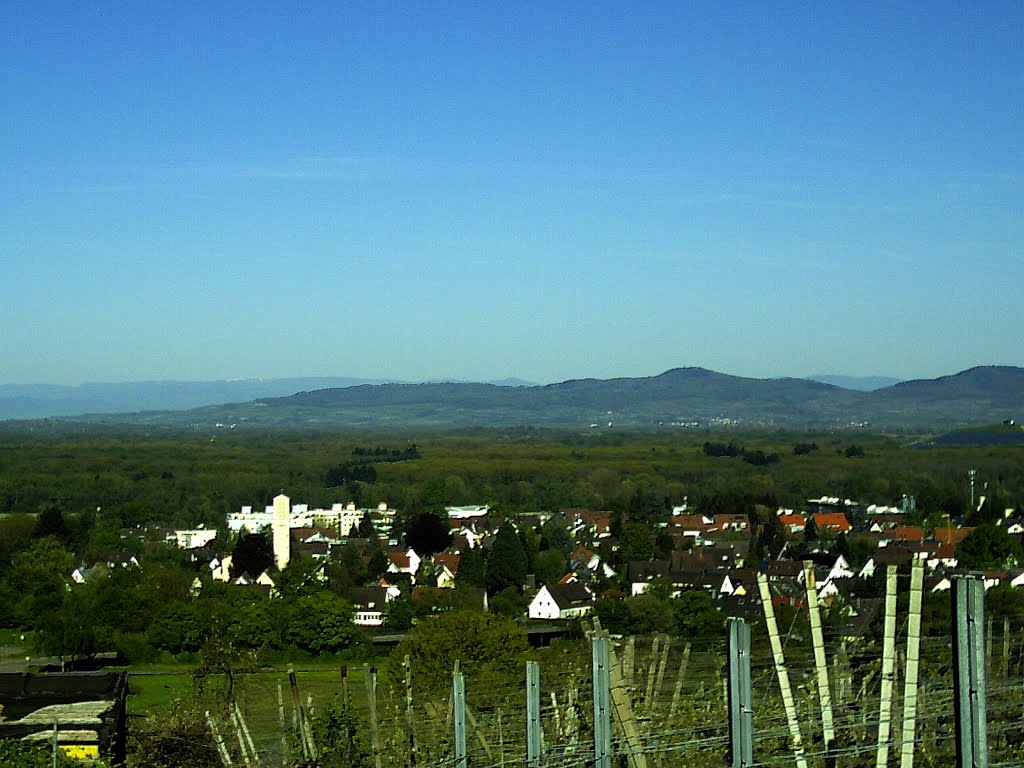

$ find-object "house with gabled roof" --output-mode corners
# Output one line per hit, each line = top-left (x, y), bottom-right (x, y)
(812, 512), (851, 535)
(386, 548), (422, 580)
(528, 582), (595, 621)
(892, 525), (925, 544)
(627, 561), (671, 597)
(712, 514), (749, 533)
(348, 586), (392, 627)
(432, 553), (461, 588)
(670, 514), (712, 538)
(777, 513), (806, 535)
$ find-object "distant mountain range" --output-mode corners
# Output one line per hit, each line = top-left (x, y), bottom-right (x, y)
(0, 376), (536, 421)
(16, 365), (1019, 432)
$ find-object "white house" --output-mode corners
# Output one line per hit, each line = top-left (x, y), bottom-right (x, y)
(348, 586), (392, 627)
(446, 505), (490, 520)
(528, 583), (594, 621)
(386, 548), (422, 580)
(167, 528), (218, 550)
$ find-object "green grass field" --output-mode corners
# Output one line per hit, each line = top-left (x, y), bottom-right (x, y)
(128, 662), (387, 765)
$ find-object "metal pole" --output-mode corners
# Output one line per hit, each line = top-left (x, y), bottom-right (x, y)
(592, 635), (612, 768)
(727, 618), (754, 768)
(899, 558), (924, 768)
(953, 576), (989, 768)
(527, 661), (542, 768)
(453, 671), (467, 768)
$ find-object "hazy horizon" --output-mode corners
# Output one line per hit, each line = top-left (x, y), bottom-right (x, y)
(4, 4), (1021, 387)
(0, 367), (930, 390)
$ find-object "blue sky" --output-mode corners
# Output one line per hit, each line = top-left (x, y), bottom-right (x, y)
(3, 2), (1022, 386)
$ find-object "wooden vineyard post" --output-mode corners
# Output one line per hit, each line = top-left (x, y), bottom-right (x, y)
(366, 665), (382, 768)
(589, 617), (648, 768)
(233, 701), (260, 767)
(465, 705), (494, 761)
(287, 669), (306, 761)
(644, 635), (661, 711)
(876, 565), (899, 768)
(276, 681), (287, 764)
(803, 561), (836, 765)
(668, 642), (691, 721)
(1002, 619), (1010, 684)
(653, 636), (672, 713)
(207, 711), (234, 767)
(757, 572), (808, 768)
(898, 558), (924, 768)
(404, 654), (417, 768)
(986, 615), (993, 681)
(229, 705), (253, 768)
(453, 670), (467, 768)
(623, 636), (636, 689)
(608, 644), (649, 768)
(288, 668), (317, 761)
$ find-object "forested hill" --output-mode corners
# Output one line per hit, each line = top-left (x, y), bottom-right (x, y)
(60, 365), (1024, 431)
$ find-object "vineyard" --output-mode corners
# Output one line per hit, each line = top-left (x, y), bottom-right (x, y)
(130, 570), (1024, 768)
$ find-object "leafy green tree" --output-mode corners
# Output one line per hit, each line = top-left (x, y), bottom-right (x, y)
(33, 500), (69, 541)
(533, 549), (568, 585)
(5, 537), (74, 627)
(273, 557), (325, 599)
(485, 522), (528, 596)
(594, 597), (631, 635)
(358, 512), (377, 538)
(147, 603), (207, 654)
(404, 512), (451, 557)
(34, 581), (99, 664)
(626, 594), (676, 636)
(225, 597), (282, 650)
(674, 591), (723, 638)
(334, 541), (368, 586)
(455, 545), (486, 589)
(957, 523), (1022, 569)
(230, 532), (274, 578)
(539, 517), (573, 556)
(616, 521), (654, 564)
(383, 598), (415, 632)
(386, 611), (529, 698)
(0, 514), (37, 577)
(489, 587), (528, 619)
(285, 593), (360, 654)
(366, 546), (389, 581)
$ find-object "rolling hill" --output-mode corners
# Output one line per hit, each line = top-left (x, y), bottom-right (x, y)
(52, 365), (1023, 431)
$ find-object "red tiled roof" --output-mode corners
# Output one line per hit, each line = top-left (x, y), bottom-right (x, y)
(813, 513), (851, 533)
(892, 525), (925, 543)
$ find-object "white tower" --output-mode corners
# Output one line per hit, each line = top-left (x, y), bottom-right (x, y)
(272, 493), (291, 570)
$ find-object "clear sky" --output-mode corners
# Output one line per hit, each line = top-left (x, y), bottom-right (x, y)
(3, 2), (1022, 386)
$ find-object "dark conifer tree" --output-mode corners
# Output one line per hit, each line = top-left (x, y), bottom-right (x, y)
(485, 521), (528, 596)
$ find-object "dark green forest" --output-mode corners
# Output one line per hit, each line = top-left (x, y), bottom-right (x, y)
(2, 427), (1022, 529)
